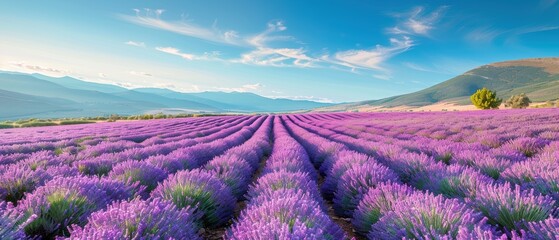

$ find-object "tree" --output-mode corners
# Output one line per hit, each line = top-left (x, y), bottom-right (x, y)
(470, 88), (502, 109)
(504, 93), (531, 109)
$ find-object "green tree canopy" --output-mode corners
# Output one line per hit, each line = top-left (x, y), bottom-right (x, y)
(504, 93), (531, 109)
(470, 88), (502, 109)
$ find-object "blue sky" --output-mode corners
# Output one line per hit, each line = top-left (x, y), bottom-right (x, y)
(1, 1), (558, 102)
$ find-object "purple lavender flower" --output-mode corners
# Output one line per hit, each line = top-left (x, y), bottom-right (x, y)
(18, 150), (63, 171)
(428, 165), (494, 199)
(247, 170), (324, 207)
(108, 160), (167, 194)
(227, 190), (347, 240)
(1, 202), (36, 240)
(321, 151), (370, 200)
(18, 176), (138, 238)
(525, 219), (559, 240)
(75, 157), (116, 176)
(67, 198), (201, 240)
(502, 137), (549, 158)
(369, 192), (489, 239)
(225, 146), (262, 171)
(0, 164), (51, 204)
(146, 154), (184, 174)
(151, 169), (235, 228)
(333, 161), (399, 217)
(205, 155), (253, 199)
(0, 153), (28, 166)
(389, 152), (446, 189)
(352, 182), (415, 235)
(469, 182), (555, 233)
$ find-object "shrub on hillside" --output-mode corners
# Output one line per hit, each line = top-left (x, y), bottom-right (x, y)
(470, 88), (502, 109)
(504, 93), (531, 109)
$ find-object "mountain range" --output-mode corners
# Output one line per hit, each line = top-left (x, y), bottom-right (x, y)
(3, 57), (558, 119)
(318, 58), (559, 111)
(0, 72), (331, 120)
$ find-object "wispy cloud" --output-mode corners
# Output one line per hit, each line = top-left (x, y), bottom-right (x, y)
(155, 46), (222, 61)
(235, 47), (316, 67)
(467, 25), (559, 43)
(120, 9), (242, 45)
(247, 21), (290, 47)
(125, 41), (146, 47)
(387, 6), (448, 36)
(466, 27), (507, 42)
(11, 62), (69, 75)
(323, 6), (445, 73)
(332, 36), (414, 71)
(216, 83), (264, 92)
(155, 47), (196, 60)
(266, 95), (335, 103)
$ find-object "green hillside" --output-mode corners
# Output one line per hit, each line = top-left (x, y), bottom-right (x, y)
(323, 58), (559, 110)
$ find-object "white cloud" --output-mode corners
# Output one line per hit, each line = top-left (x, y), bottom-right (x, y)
(466, 25), (559, 43)
(332, 36), (414, 70)
(247, 21), (290, 47)
(266, 95), (334, 103)
(155, 46), (222, 61)
(235, 47), (316, 67)
(10, 62), (70, 76)
(155, 47), (195, 60)
(119, 8), (242, 45)
(216, 83), (264, 92)
(387, 6), (448, 36)
(125, 41), (146, 47)
(129, 71), (152, 77)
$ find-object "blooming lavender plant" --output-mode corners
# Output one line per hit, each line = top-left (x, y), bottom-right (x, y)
(1, 202), (36, 240)
(369, 192), (490, 239)
(333, 161), (399, 217)
(108, 160), (167, 194)
(18, 176), (138, 238)
(227, 190), (347, 240)
(246, 170), (324, 206)
(429, 165), (494, 199)
(205, 155), (253, 199)
(75, 158), (116, 176)
(469, 182), (555, 234)
(525, 219), (559, 240)
(66, 198), (201, 240)
(321, 150), (370, 200)
(151, 169), (235, 228)
(0, 165), (50, 203)
(352, 182), (415, 235)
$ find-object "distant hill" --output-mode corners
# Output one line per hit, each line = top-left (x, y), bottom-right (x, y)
(320, 58), (559, 111)
(0, 72), (331, 120)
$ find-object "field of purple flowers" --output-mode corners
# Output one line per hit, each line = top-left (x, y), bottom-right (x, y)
(1, 109), (559, 239)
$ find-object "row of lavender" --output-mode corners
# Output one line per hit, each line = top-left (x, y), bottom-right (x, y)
(286, 109), (559, 239)
(227, 117), (347, 239)
(0, 115), (272, 239)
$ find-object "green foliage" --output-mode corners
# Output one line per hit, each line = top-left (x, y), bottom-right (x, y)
(504, 93), (531, 109)
(59, 120), (95, 125)
(25, 191), (94, 238)
(19, 122), (57, 127)
(470, 88), (502, 109)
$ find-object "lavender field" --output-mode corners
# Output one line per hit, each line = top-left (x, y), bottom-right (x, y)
(1, 109), (559, 239)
